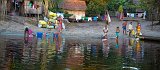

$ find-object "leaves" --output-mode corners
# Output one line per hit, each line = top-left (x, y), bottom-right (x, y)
(86, 0), (109, 16)
(48, 0), (64, 13)
(118, 5), (123, 13)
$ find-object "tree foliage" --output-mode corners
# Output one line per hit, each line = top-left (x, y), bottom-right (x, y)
(107, 0), (119, 11)
(118, 5), (123, 13)
(140, 0), (160, 11)
(49, 0), (64, 13)
(86, 0), (109, 16)
(107, 0), (139, 12)
(140, 0), (160, 21)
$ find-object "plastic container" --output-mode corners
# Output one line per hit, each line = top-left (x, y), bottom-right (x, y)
(37, 32), (43, 39)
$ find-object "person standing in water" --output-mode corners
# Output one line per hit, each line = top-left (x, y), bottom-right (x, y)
(122, 21), (127, 35)
(116, 27), (120, 39)
(136, 22), (141, 37)
(103, 24), (108, 36)
(115, 27), (120, 49)
(128, 22), (133, 37)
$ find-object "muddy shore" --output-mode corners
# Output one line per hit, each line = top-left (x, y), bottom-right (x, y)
(0, 17), (160, 41)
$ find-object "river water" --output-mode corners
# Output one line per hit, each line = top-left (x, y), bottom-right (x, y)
(0, 34), (160, 70)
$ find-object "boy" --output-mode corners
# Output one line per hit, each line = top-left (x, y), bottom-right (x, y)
(122, 21), (127, 35)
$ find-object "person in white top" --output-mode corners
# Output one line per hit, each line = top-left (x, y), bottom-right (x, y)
(103, 25), (108, 36)
(128, 22), (133, 36)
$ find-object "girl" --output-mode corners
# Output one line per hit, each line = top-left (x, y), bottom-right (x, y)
(116, 27), (120, 38)
(136, 23), (141, 37)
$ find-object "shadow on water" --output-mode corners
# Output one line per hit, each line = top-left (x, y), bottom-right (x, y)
(0, 34), (160, 70)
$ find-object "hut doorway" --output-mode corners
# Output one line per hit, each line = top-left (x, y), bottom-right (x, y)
(9, 0), (24, 16)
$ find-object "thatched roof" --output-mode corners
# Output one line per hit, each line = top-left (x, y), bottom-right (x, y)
(59, 0), (86, 11)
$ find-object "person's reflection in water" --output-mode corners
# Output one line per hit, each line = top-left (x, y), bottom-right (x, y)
(135, 40), (143, 62)
(128, 38), (133, 53)
(3, 41), (23, 70)
(54, 32), (62, 52)
(121, 38), (127, 57)
(53, 33), (63, 65)
(3, 43), (14, 70)
(24, 36), (34, 47)
(115, 37), (119, 49)
(128, 38), (135, 59)
(91, 45), (97, 57)
(102, 35), (109, 57)
(66, 43), (84, 69)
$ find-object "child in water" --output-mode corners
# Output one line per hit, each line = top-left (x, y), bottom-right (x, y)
(116, 27), (120, 38)
(122, 21), (127, 35)
(128, 22), (133, 37)
(136, 22), (141, 37)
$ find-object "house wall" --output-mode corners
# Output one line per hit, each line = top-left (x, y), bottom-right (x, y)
(6, 0), (11, 13)
(65, 10), (85, 20)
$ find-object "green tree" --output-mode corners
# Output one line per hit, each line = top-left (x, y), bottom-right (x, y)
(107, 0), (120, 11)
(107, 0), (138, 12)
(49, 0), (64, 13)
(118, 5), (123, 13)
(86, 0), (109, 16)
(140, 0), (160, 23)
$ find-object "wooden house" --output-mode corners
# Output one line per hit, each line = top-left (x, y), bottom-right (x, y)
(59, 0), (87, 20)
(6, 0), (43, 15)
(24, 0), (43, 15)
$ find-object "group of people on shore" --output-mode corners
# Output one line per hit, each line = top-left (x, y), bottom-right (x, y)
(102, 21), (142, 41)
(122, 21), (141, 38)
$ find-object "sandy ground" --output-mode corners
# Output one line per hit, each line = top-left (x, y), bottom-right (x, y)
(0, 16), (160, 39)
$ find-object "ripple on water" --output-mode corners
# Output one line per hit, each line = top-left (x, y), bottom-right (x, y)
(0, 35), (160, 70)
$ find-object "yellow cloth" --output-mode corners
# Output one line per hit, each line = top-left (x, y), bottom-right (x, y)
(132, 30), (135, 35)
(49, 12), (56, 17)
(39, 20), (47, 25)
(137, 30), (140, 33)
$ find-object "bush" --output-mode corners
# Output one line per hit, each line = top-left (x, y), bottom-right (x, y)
(64, 12), (73, 19)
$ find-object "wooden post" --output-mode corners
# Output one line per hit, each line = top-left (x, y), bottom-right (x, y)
(36, 1), (39, 24)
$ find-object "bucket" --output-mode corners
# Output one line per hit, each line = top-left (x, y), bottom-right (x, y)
(37, 32), (43, 39)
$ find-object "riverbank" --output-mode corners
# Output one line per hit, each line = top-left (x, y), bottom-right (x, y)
(0, 16), (160, 41)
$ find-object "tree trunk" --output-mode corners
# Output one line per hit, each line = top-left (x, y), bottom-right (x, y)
(44, 0), (48, 17)
(0, 0), (7, 20)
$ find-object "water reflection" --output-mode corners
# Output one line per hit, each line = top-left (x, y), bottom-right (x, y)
(0, 35), (160, 70)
